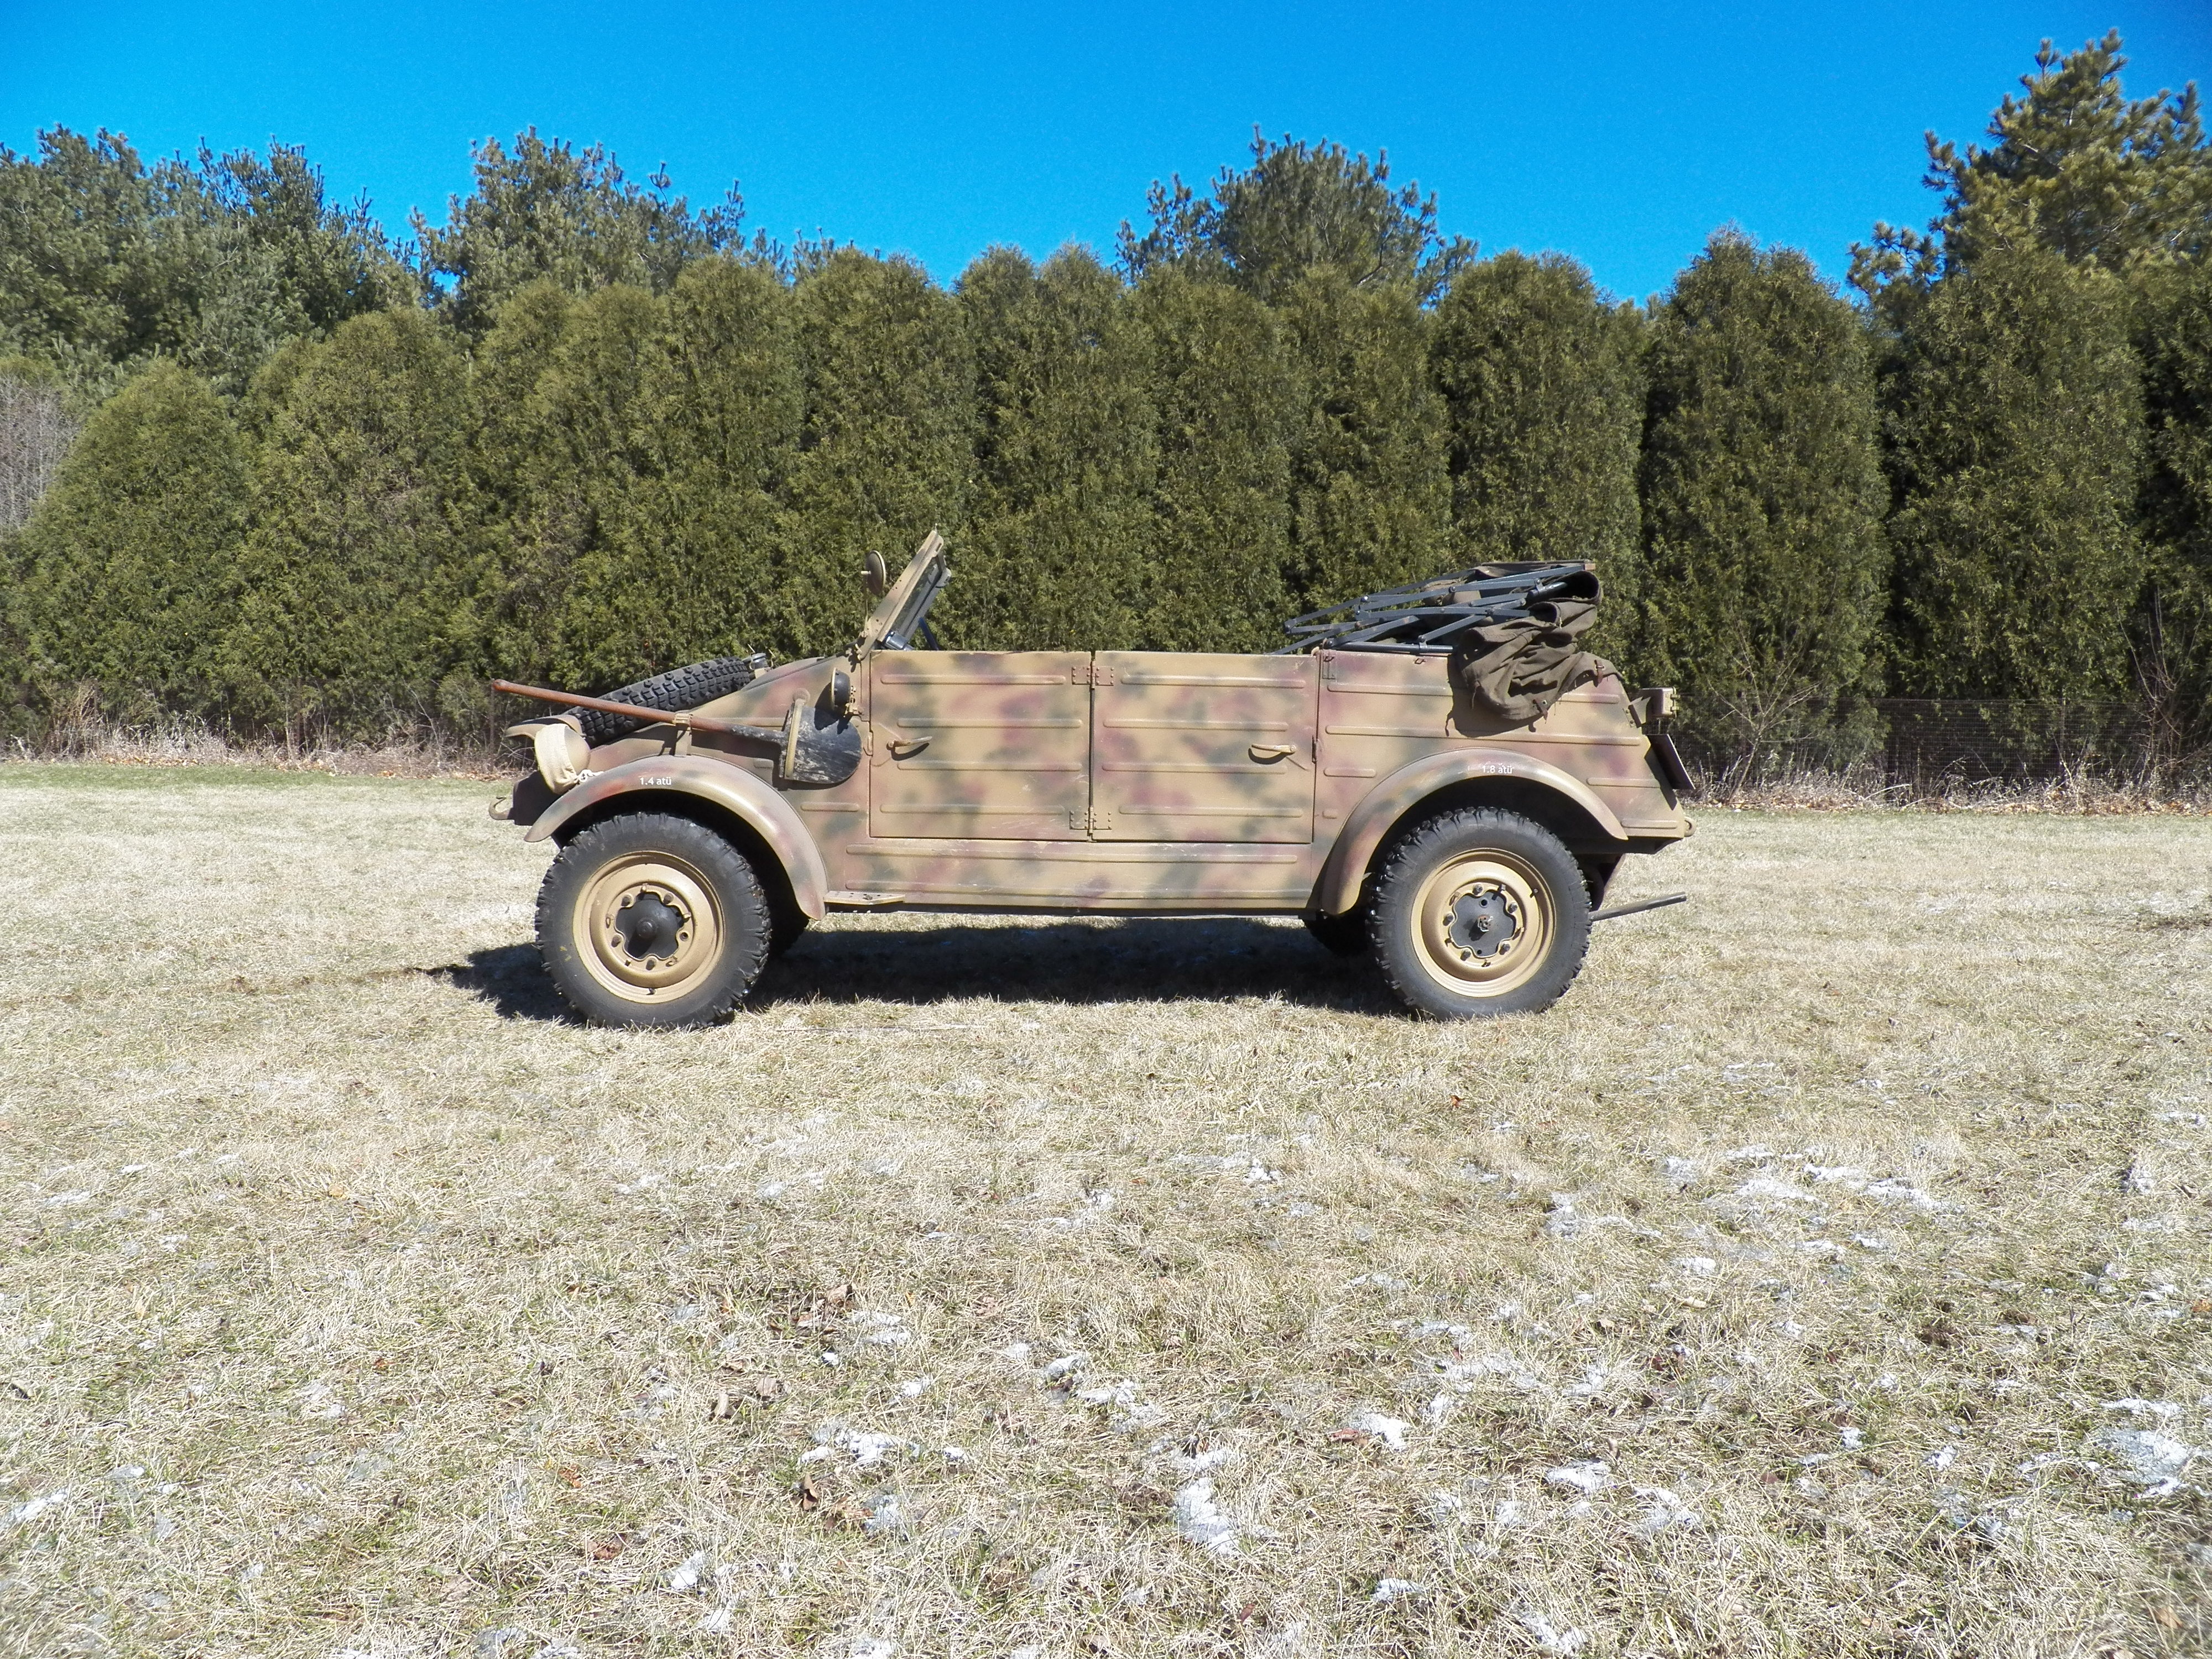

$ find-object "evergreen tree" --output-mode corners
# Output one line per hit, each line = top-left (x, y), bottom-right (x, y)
(1430, 251), (1646, 656)
(784, 249), (976, 651)
(561, 257), (801, 677)
(952, 246), (1156, 650)
(1121, 134), (1458, 613)
(1277, 271), (1453, 609)
(223, 308), (482, 736)
(1853, 33), (2212, 294)
(1639, 231), (1887, 756)
(8, 361), (246, 714)
(0, 128), (411, 400)
(1120, 131), (1470, 303)
(415, 132), (748, 336)
(2137, 260), (2212, 750)
(1133, 268), (1294, 651)
(472, 280), (664, 687)
(1884, 246), (2144, 699)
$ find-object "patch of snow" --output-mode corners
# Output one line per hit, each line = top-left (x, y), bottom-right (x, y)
(666, 1550), (706, 1593)
(1039, 1350), (1088, 1381)
(1371, 1577), (1426, 1604)
(1543, 1460), (1610, 1495)
(2105, 1398), (2181, 1420)
(7, 1489), (66, 1525)
(810, 1424), (912, 1468)
(1172, 1478), (1241, 1554)
(1349, 1411), (1410, 1451)
(1633, 1485), (1697, 1534)
(1512, 1609), (1589, 1655)
(898, 1376), (935, 1398)
(2086, 1426), (2197, 1495)
(1675, 1256), (1718, 1277)
(1734, 1176), (1814, 1203)
(1803, 1165), (1867, 1187)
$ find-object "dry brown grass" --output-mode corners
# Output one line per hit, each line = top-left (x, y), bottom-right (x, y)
(1, 766), (2208, 1659)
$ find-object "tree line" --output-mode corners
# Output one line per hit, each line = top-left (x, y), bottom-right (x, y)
(2, 34), (2209, 762)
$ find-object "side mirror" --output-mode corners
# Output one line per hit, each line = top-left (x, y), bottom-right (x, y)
(862, 551), (888, 597)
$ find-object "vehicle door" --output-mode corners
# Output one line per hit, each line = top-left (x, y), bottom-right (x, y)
(1088, 653), (1318, 842)
(867, 652), (1092, 840)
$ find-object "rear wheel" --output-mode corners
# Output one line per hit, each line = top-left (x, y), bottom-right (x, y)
(1369, 809), (1589, 1019)
(536, 812), (770, 1027)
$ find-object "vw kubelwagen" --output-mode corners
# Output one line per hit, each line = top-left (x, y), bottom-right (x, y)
(493, 534), (1692, 1025)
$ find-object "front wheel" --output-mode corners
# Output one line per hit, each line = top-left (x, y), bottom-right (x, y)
(1369, 809), (1590, 1019)
(536, 812), (771, 1027)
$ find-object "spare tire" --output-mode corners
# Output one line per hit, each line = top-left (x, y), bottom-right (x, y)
(576, 656), (760, 746)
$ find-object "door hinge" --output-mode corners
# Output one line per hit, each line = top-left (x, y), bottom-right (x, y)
(1068, 807), (1113, 833)
(1071, 660), (1113, 686)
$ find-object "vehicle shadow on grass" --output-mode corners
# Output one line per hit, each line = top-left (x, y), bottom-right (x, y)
(755, 917), (1396, 1014)
(429, 945), (572, 1021)
(431, 920), (1394, 1020)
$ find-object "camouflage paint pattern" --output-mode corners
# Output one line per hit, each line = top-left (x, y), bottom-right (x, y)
(507, 634), (1688, 916)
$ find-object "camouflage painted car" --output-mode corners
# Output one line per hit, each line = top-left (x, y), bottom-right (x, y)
(493, 533), (1692, 1025)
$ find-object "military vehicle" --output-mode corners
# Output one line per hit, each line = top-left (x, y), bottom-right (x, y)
(492, 533), (1692, 1025)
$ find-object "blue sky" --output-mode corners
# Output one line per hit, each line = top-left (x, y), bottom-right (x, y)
(3, 2), (2207, 303)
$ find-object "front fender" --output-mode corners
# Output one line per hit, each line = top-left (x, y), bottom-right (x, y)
(522, 755), (828, 920)
(1314, 747), (1631, 917)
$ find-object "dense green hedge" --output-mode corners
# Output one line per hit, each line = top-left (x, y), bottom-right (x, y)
(3, 36), (2209, 758)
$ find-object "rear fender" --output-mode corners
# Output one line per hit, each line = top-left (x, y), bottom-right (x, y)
(1314, 748), (1630, 917)
(523, 755), (828, 920)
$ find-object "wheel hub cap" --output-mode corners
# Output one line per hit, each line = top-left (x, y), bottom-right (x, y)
(613, 891), (687, 963)
(1446, 888), (1520, 959)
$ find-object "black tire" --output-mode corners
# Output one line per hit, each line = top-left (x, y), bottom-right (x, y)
(766, 890), (810, 958)
(1301, 907), (1370, 957)
(1368, 808), (1590, 1019)
(536, 812), (771, 1027)
(1578, 855), (1621, 911)
(575, 656), (759, 746)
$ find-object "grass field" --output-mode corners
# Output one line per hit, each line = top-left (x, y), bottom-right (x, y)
(1, 765), (2208, 1659)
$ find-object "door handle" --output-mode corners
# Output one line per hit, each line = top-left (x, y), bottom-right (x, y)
(1249, 744), (1295, 762)
(888, 735), (931, 759)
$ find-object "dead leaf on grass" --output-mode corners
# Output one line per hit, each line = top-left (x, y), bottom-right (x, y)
(586, 1535), (624, 1561)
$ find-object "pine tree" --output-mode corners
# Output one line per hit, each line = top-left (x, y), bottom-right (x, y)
(784, 249), (975, 653)
(1133, 268), (1294, 650)
(953, 246), (1156, 650)
(1430, 251), (1646, 658)
(1853, 33), (2212, 293)
(1639, 232), (1887, 757)
(415, 132), (748, 337)
(223, 307), (482, 737)
(9, 360), (247, 717)
(0, 128), (411, 400)
(1883, 246), (2143, 698)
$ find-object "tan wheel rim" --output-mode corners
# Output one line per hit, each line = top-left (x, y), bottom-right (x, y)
(572, 852), (724, 1005)
(1408, 849), (1553, 999)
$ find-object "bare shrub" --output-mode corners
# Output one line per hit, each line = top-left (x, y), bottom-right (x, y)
(0, 371), (79, 531)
